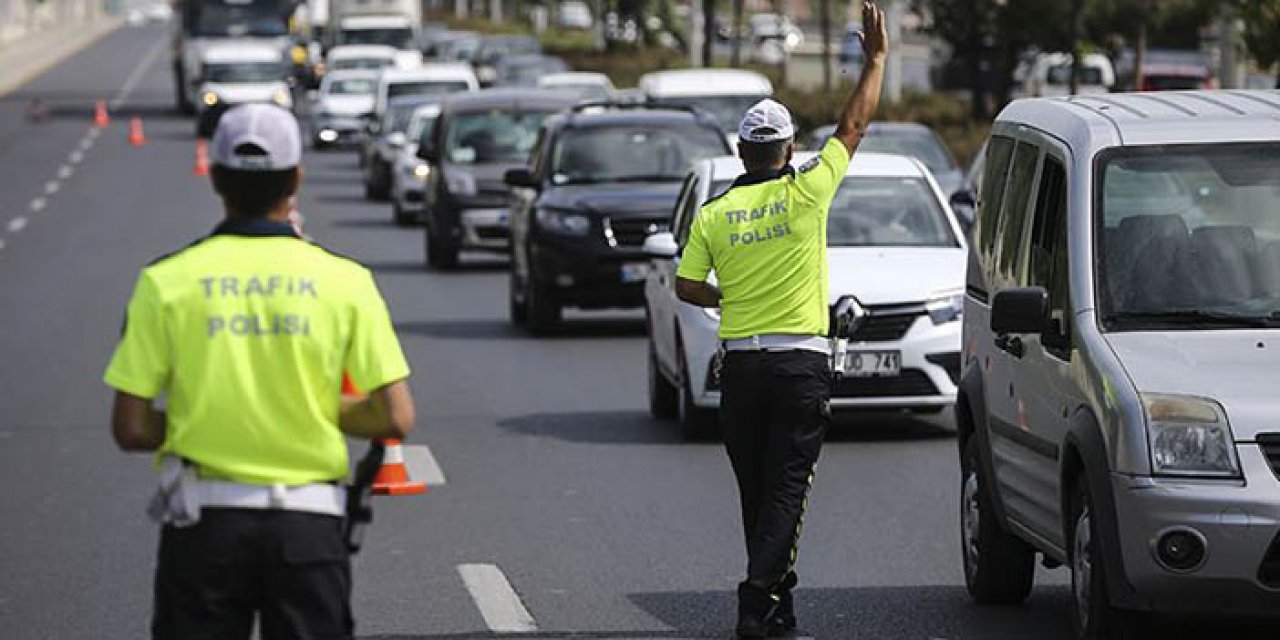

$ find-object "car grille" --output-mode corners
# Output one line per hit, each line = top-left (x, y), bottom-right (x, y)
(1258, 531), (1280, 588)
(850, 306), (924, 342)
(832, 369), (939, 398)
(606, 217), (668, 248)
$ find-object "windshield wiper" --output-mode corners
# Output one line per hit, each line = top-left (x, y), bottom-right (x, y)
(1105, 310), (1279, 328)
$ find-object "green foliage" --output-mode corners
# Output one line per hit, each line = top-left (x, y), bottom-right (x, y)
(1238, 0), (1280, 69)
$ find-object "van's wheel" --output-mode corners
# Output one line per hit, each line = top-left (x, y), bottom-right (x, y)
(508, 270), (527, 326)
(960, 437), (1035, 604)
(525, 275), (560, 336)
(1069, 476), (1145, 639)
(648, 341), (678, 420)
(677, 348), (716, 440)
(426, 227), (458, 270)
(392, 201), (414, 226)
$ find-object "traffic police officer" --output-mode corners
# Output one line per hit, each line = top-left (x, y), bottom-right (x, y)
(675, 3), (888, 636)
(105, 103), (416, 640)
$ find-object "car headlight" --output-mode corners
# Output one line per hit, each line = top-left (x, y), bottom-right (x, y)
(201, 91), (219, 107)
(412, 163), (430, 179)
(271, 88), (292, 107)
(1142, 394), (1240, 478)
(536, 208), (591, 236)
(445, 171), (476, 196)
(925, 288), (964, 325)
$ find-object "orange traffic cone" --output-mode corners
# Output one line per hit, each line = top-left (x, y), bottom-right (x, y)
(372, 439), (426, 496)
(128, 117), (146, 147)
(193, 139), (210, 177)
(93, 100), (109, 128)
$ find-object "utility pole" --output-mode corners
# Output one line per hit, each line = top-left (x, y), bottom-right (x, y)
(1134, 0), (1152, 91)
(730, 0), (744, 67)
(690, 0), (705, 67)
(820, 0), (831, 91)
(885, 0), (903, 102)
(776, 0), (788, 88)
(1068, 0), (1084, 95)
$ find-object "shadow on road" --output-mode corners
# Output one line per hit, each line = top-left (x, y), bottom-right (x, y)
(498, 410), (686, 445)
(364, 260), (427, 274)
(824, 411), (954, 443)
(395, 318), (644, 341)
(317, 194), (385, 207)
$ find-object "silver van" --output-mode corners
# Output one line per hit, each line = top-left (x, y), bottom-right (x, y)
(958, 90), (1280, 638)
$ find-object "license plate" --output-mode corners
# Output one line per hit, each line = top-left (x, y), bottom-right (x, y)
(846, 350), (901, 377)
(620, 262), (651, 283)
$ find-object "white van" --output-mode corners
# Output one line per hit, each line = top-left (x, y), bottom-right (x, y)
(195, 43), (291, 137)
(373, 64), (478, 118)
(637, 69), (773, 141)
(1016, 52), (1115, 98)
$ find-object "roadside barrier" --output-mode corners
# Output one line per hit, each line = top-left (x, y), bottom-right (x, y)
(127, 116), (145, 147)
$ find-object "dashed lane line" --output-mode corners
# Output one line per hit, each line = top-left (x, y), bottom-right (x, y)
(57, 165), (73, 179)
(44, 181), (59, 195)
(457, 564), (538, 633)
(402, 444), (447, 486)
(69, 150), (84, 164)
(30, 198), (46, 213)
(8, 217), (28, 233)
(109, 35), (168, 110)
(78, 137), (94, 152)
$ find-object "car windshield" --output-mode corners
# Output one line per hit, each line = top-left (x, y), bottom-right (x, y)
(328, 78), (376, 95)
(1047, 64), (1105, 86)
(203, 62), (286, 83)
(1099, 144), (1280, 328)
(653, 95), (766, 133)
(444, 110), (555, 165)
(193, 5), (288, 37)
(341, 27), (414, 49)
(406, 111), (438, 142)
(859, 128), (956, 174)
(331, 58), (393, 71)
(388, 81), (471, 100)
(551, 125), (728, 185)
(827, 177), (957, 247)
(384, 103), (428, 134)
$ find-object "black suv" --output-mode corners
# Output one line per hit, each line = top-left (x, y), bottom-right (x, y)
(505, 103), (731, 333)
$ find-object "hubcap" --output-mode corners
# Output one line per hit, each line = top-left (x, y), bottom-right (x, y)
(961, 468), (981, 581)
(1073, 505), (1094, 631)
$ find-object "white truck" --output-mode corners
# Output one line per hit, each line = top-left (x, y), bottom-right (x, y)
(171, 0), (296, 114)
(325, 0), (422, 69)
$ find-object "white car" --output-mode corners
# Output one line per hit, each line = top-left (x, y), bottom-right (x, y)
(557, 1), (594, 29)
(536, 72), (615, 102)
(390, 103), (442, 225)
(195, 43), (292, 138)
(373, 64), (478, 118)
(308, 69), (378, 147)
(324, 44), (399, 73)
(644, 153), (967, 437)
(1014, 52), (1115, 98)
(333, 15), (423, 69)
(637, 68), (773, 143)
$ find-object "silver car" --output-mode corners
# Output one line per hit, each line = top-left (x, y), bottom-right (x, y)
(389, 104), (441, 226)
(308, 69), (378, 148)
(959, 90), (1280, 639)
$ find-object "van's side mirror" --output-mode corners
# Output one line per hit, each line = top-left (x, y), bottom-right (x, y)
(642, 231), (678, 259)
(950, 189), (976, 210)
(504, 168), (538, 189)
(991, 287), (1049, 335)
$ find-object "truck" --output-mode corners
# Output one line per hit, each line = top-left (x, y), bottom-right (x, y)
(171, 0), (297, 114)
(326, 0), (422, 68)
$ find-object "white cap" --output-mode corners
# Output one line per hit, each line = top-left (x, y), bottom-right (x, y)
(210, 104), (302, 171)
(738, 98), (795, 143)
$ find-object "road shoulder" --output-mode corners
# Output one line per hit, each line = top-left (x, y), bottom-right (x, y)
(0, 19), (123, 99)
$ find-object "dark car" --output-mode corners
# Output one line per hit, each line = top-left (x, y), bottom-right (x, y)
(504, 103), (731, 333)
(363, 95), (439, 201)
(473, 35), (542, 86)
(417, 89), (575, 268)
(494, 54), (568, 88)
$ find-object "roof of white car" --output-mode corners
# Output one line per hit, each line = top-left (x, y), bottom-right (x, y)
(638, 69), (773, 97)
(327, 45), (398, 61)
(340, 15), (413, 28)
(380, 63), (476, 83)
(703, 151), (928, 183)
(202, 44), (283, 64)
(537, 72), (613, 88)
(411, 103), (442, 120)
(998, 89), (1280, 150)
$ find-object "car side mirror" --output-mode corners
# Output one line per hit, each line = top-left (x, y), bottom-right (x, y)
(504, 168), (538, 189)
(642, 231), (678, 259)
(950, 189), (976, 210)
(387, 132), (407, 147)
(991, 287), (1049, 335)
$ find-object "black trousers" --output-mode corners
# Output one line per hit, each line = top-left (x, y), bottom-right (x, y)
(152, 508), (353, 640)
(719, 349), (831, 612)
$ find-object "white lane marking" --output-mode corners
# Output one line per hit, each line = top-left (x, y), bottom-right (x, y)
(30, 198), (47, 213)
(0, 238), (6, 251)
(8, 217), (28, 233)
(401, 444), (447, 486)
(87, 127), (100, 139)
(79, 137), (94, 151)
(69, 150), (84, 164)
(44, 181), (59, 195)
(110, 36), (168, 109)
(457, 564), (537, 633)
(58, 165), (73, 179)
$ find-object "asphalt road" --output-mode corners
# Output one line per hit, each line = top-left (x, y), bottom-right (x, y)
(0, 24), (1273, 640)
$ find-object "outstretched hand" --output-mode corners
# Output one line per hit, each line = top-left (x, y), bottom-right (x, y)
(860, 2), (888, 63)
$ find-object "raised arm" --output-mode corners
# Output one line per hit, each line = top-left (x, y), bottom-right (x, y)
(832, 2), (890, 155)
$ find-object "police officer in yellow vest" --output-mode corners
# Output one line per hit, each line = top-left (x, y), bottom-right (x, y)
(104, 103), (416, 639)
(675, 4), (887, 636)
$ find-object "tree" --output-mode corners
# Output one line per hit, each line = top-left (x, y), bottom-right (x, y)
(820, 0), (833, 90)
(730, 0), (745, 67)
(1237, 0), (1280, 87)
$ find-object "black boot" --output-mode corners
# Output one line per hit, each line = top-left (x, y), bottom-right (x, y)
(768, 573), (798, 637)
(735, 582), (779, 639)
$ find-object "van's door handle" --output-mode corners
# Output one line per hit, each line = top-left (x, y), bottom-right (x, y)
(994, 334), (1025, 358)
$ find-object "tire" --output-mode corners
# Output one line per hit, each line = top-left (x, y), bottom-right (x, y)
(960, 437), (1035, 605)
(648, 341), (678, 420)
(392, 200), (414, 227)
(425, 226), (459, 270)
(525, 274), (560, 336)
(508, 269), (528, 326)
(1069, 476), (1146, 639)
(677, 347), (716, 440)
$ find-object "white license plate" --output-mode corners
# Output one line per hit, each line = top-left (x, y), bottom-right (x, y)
(846, 350), (901, 377)
(619, 262), (651, 283)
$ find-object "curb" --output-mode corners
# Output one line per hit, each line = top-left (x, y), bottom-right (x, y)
(0, 19), (124, 99)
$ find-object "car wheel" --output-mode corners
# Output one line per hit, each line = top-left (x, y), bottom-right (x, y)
(508, 268), (528, 326)
(371, 160), (391, 201)
(525, 273), (560, 336)
(648, 340), (678, 420)
(676, 346), (716, 440)
(392, 200), (414, 227)
(960, 437), (1035, 605)
(1069, 476), (1145, 639)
